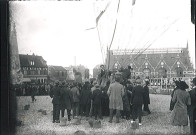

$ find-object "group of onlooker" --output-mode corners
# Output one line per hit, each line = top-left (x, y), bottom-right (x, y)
(170, 77), (196, 134)
(13, 83), (50, 96)
(49, 72), (151, 126)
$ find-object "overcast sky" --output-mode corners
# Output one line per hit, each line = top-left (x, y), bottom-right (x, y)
(10, 0), (195, 74)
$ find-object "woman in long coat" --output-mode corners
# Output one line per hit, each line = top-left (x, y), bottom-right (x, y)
(171, 81), (191, 134)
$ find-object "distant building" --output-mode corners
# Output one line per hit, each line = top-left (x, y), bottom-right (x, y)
(48, 65), (67, 82)
(19, 54), (48, 84)
(106, 45), (194, 78)
(70, 65), (90, 81)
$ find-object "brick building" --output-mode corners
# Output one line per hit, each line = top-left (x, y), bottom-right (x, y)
(106, 45), (194, 79)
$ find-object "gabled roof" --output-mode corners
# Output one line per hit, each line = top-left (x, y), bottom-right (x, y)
(48, 66), (66, 71)
(19, 54), (47, 68)
(109, 47), (193, 71)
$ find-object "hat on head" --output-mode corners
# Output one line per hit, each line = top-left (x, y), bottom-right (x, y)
(95, 84), (100, 88)
(192, 77), (196, 86)
(178, 81), (189, 90)
(136, 78), (142, 84)
(145, 81), (150, 85)
(55, 81), (59, 85)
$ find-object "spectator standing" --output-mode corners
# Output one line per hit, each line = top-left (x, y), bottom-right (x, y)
(171, 81), (191, 134)
(143, 81), (151, 114)
(131, 78), (145, 126)
(60, 82), (72, 121)
(92, 84), (103, 120)
(169, 81), (180, 111)
(107, 72), (124, 123)
(188, 77), (196, 135)
(80, 81), (92, 117)
(31, 84), (37, 103)
(50, 81), (61, 123)
(101, 80), (110, 116)
(70, 82), (80, 118)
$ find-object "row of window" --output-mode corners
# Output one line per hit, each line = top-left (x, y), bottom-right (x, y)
(23, 67), (48, 70)
(56, 71), (67, 77)
(23, 70), (48, 75)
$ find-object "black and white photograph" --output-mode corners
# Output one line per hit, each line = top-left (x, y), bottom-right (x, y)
(6, 0), (196, 134)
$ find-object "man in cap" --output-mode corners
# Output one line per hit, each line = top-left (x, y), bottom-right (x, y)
(107, 72), (124, 123)
(188, 77), (196, 135)
(131, 77), (145, 126)
(50, 80), (61, 123)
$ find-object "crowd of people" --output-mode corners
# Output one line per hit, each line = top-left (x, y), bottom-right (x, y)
(48, 72), (196, 134)
(13, 83), (50, 96)
(49, 71), (151, 126)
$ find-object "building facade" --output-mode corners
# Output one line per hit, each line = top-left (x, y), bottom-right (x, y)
(106, 46), (195, 79)
(48, 66), (67, 82)
(19, 54), (48, 84)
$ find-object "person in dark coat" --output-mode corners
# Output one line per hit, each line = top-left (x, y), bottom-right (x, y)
(188, 77), (196, 135)
(143, 81), (151, 114)
(92, 84), (103, 120)
(171, 81), (191, 134)
(50, 81), (61, 123)
(131, 78), (145, 126)
(169, 81), (180, 111)
(60, 82), (72, 121)
(121, 87), (131, 120)
(70, 82), (80, 118)
(31, 85), (37, 103)
(101, 80), (110, 116)
(80, 81), (92, 117)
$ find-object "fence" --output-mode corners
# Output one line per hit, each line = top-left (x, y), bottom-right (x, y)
(148, 77), (194, 95)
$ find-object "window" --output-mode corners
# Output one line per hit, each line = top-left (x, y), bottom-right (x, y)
(62, 71), (64, 76)
(38, 70), (40, 75)
(24, 70), (27, 75)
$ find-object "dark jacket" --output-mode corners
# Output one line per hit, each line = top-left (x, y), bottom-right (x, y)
(189, 88), (196, 108)
(50, 86), (61, 104)
(143, 85), (150, 104)
(131, 85), (145, 105)
(92, 88), (102, 105)
(169, 87), (179, 111)
(80, 84), (92, 105)
(60, 86), (72, 110)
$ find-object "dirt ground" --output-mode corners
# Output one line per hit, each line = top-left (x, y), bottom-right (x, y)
(16, 94), (190, 135)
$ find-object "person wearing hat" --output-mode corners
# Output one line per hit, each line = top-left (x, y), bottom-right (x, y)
(59, 82), (72, 121)
(131, 78), (145, 126)
(188, 77), (196, 135)
(70, 82), (80, 119)
(171, 81), (191, 134)
(169, 80), (180, 111)
(107, 73), (124, 123)
(80, 81), (92, 117)
(143, 81), (151, 114)
(50, 80), (61, 123)
(91, 84), (103, 120)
